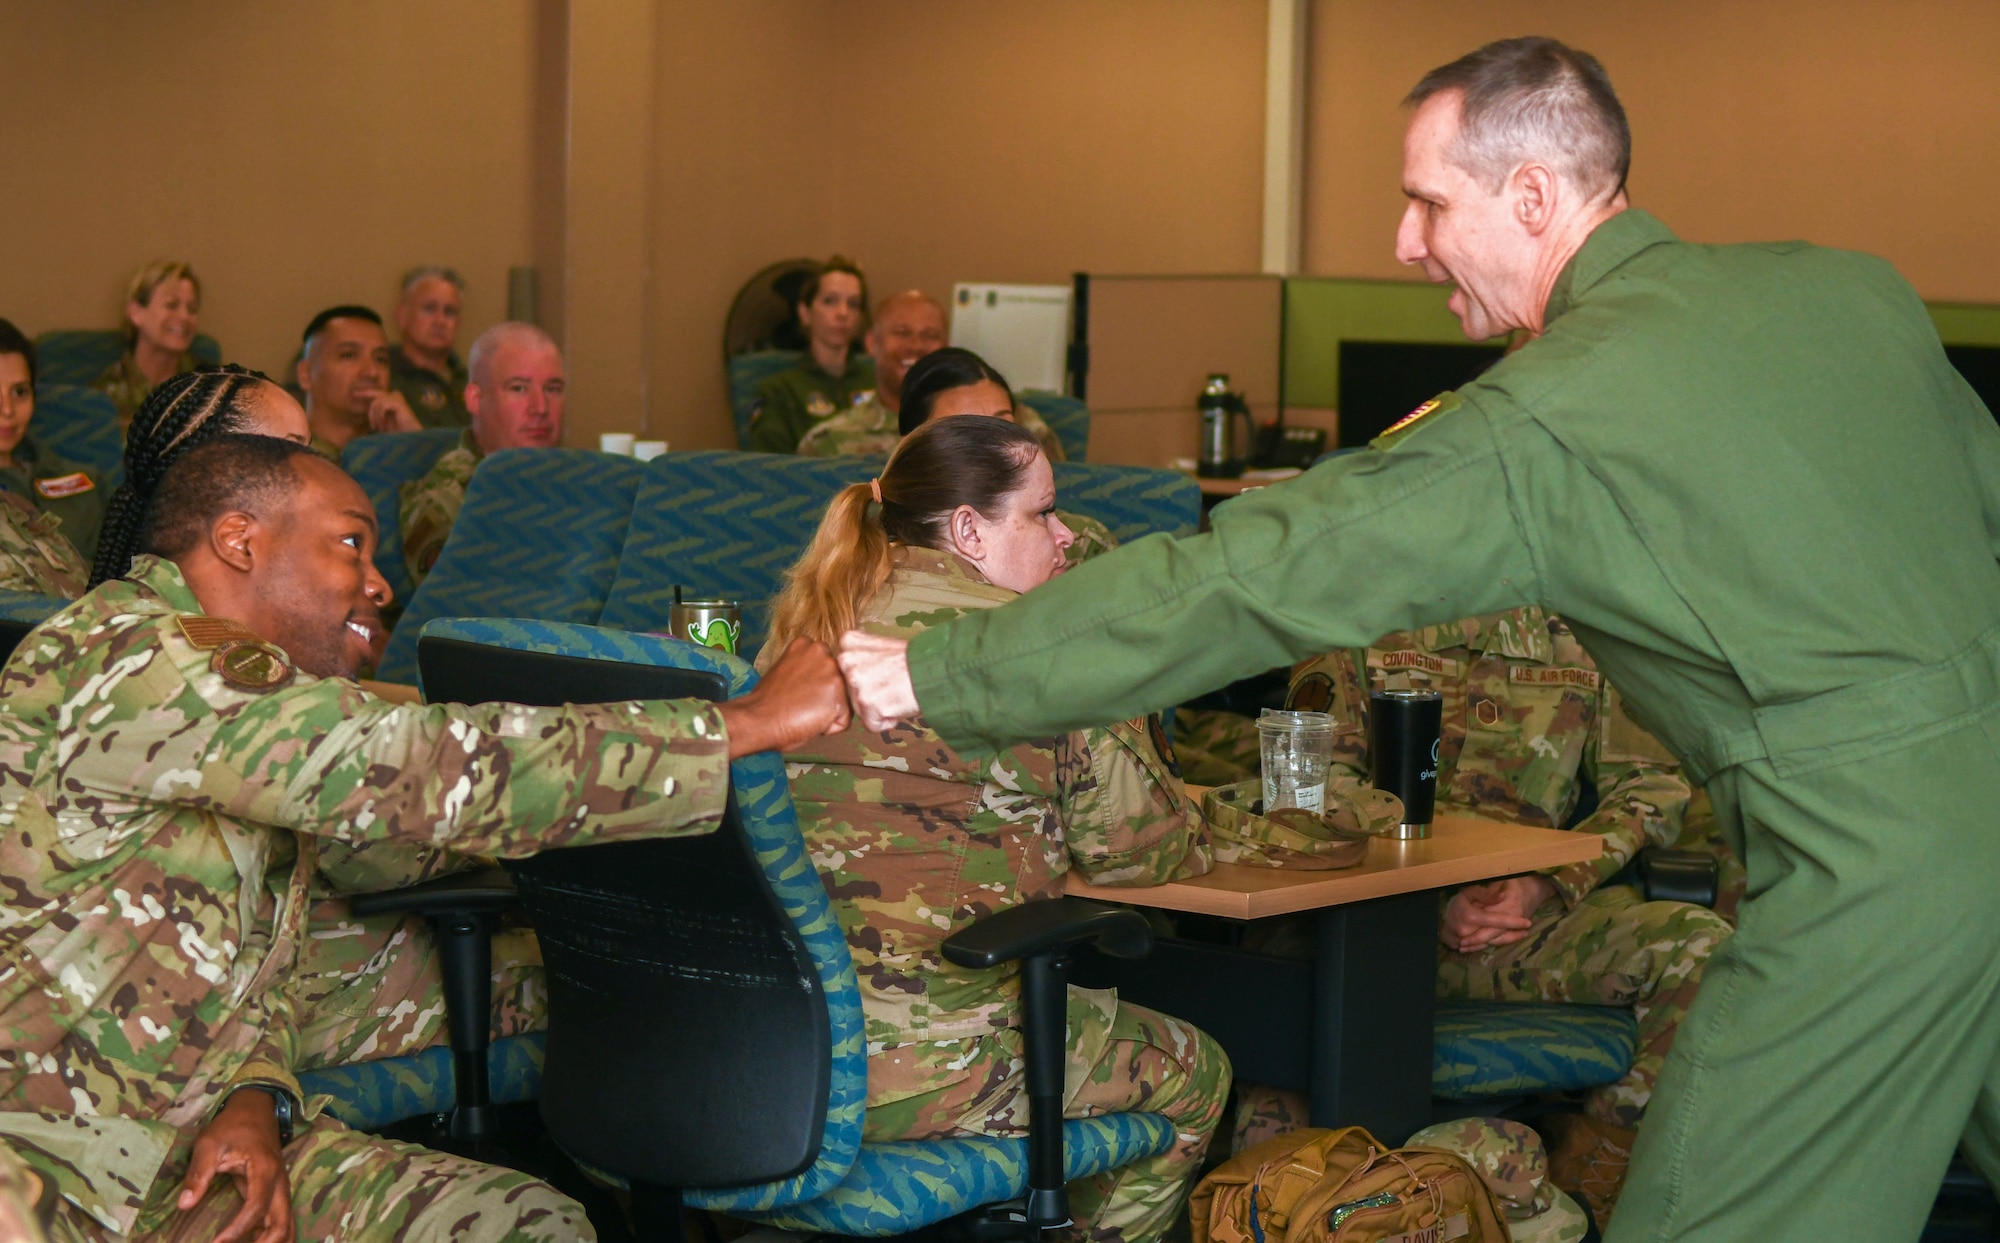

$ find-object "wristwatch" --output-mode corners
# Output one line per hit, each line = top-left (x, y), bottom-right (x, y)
(233, 1084), (298, 1146)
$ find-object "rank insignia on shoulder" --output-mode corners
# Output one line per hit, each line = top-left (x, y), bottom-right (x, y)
(210, 639), (295, 692)
(175, 615), (265, 650)
(34, 472), (94, 499)
(805, 392), (835, 418)
(1371, 391), (1461, 450)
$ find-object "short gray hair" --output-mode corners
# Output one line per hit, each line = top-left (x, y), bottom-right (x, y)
(400, 265), (465, 296)
(1405, 37), (1629, 199)
(467, 321), (560, 388)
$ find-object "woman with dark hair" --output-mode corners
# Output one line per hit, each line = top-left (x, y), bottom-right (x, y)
(90, 364), (310, 586)
(747, 255), (876, 454)
(0, 319), (91, 596)
(93, 259), (203, 425)
(0, 317), (110, 568)
(762, 415), (1229, 1243)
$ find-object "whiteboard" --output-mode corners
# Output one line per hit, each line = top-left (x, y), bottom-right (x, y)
(948, 283), (1072, 393)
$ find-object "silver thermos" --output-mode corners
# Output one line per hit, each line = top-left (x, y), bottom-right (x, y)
(1197, 373), (1252, 478)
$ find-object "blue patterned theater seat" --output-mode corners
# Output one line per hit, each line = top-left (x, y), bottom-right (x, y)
(377, 449), (645, 682)
(727, 349), (805, 449)
(414, 617), (1177, 1231)
(1018, 390), (1091, 463)
(298, 1033), (546, 1132)
(30, 385), (124, 482)
(1050, 461), (1201, 544)
(598, 451), (876, 651)
(1432, 1000), (1637, 1099)
(31, 330), (223, 388)
(341, 428), (464, 604)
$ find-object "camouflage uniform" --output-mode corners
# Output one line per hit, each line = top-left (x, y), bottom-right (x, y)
(746, 355), (876, 455)
(0, 436), (107, 564)
(1239, 608), (1733, 1140)
(399, 430), (483, 589)
(796, 395), (1069, 463)
(389, 346), (470, 430)
(785, 544), (1230, 1243)
(1407, 1117), (1589, 1243)
(0, 555), (734, 1239)
(0, 493), (86, 600)
(1168, 709), (1263, 789)
(90, 351), (197, 427)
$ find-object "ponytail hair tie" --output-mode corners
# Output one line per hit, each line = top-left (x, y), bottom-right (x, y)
(869, 478), (883, 504)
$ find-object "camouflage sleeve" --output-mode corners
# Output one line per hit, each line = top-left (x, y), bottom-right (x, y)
(1541, 682), (1691, 905)
(60, 653), (733, 859)
(399, 472), (464, 588)
(1056, 714), (1210, 886)
(220, 989), (304, 1110)
(1061, 512), (1119, 567)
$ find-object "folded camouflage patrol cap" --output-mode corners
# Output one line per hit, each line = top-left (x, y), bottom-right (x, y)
(1202, 777), (1404, 869)
(1407, 1117), (1589, 1243)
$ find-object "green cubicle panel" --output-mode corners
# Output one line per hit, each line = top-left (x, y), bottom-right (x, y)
(1280, 277), (1501, 409)
(1929, 303), (2000, 347)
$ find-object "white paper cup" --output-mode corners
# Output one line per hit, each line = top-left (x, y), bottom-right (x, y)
(633, 439), (669, 462)
(599, 433), (636, 456)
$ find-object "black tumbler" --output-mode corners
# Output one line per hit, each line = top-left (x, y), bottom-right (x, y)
(1369, 689), (1444, 839)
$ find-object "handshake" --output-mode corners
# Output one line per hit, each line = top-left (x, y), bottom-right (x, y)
(712, 631), (918, 756)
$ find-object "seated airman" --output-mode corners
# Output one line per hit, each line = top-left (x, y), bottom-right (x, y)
(399, 322), (566, 588)
(0, 399), (847, 1241)
(746, 256), (876, 454)
(0, 318), (106, 569)
(92, 259), (202, 425)
(295, 305), (421, 460)
(1232, 609), (1736, 1230)
(762, 414), (1228, 1243)
(387, 266), (471, 428)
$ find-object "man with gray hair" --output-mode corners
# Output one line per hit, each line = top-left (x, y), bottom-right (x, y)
(399, 321), (565, 585)
(389, 265), (470, 428)
(836, 35), (2000, 1243)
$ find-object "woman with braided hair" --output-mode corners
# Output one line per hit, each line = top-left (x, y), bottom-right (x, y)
(89, 364), (310, 587)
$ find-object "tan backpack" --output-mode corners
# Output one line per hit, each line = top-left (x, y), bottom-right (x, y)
(1191, 1126), (1512, 1243)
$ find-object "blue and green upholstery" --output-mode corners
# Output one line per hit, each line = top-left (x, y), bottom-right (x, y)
(1019, 390), (1091, 463)
(0, 590), (67, 627)
(598, 452), (875, 650)
(409, 617), (1176, 1231)
(30, 385), (124, 483)
(298, 1033), (547, 1132)
(1050, 461), (1201, 544)
(341, 428), (464, 604)
(727, 349), (805, 449)
(1431, 1000), (1636, 1100)
(31, 330), (223, 388)
(377, 449), (645, 682)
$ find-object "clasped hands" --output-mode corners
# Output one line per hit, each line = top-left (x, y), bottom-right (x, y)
(1441, 874), (1559, 953)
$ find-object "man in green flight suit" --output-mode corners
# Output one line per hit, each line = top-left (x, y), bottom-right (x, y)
(387, 265), (471, 429)
(838, 37), (2000, 1243)
(0, 431), (850, 1240)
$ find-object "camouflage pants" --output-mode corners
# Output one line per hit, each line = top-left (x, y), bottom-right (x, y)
(863, 987), (1232, 1243)
(287, 898), (548, 1070)
(1232, 887), (1732, 1149)
(45, 1116), (588, 1242)
(1435, 885), (1733, 1129)
(1170, 709), (1261, 789)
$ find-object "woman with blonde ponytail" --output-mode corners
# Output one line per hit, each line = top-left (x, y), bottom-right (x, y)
(768, 414), (1231, 1243)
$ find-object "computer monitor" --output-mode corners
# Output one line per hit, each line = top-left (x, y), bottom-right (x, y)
(1944, 345), (2000, 427)
(1337, 341), (1507, 446)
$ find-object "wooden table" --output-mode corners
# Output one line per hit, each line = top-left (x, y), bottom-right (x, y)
(1064, 809), (1599, 1142)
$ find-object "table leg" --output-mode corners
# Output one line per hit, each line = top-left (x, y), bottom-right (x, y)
(1307, 890), (1437, 1144)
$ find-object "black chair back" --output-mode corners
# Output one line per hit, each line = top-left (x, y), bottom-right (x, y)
(418, 634), (831, 1187)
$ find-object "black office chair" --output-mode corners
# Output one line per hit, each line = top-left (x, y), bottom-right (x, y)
(359, 619), (1174, 1240)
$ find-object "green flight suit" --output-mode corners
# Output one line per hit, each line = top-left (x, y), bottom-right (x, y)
(903, 210), (2000, 1243)
(747, 353), (876, 454)
(0, 434), (107, 562)
(389, 345), (470, 429)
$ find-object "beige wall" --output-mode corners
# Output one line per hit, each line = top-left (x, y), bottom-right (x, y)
(644, 0), (1268, 450)
(0, 1), (537, 381)
(1304, 0), (2000, 302)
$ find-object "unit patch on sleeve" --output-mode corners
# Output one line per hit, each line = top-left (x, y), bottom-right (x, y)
(34, 472), (95, 499)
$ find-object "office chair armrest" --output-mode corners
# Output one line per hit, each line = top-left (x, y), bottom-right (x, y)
(1638, 848), (1720, 908)
(942, 897), (1153, 970)
(349, 866), (518, 918)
